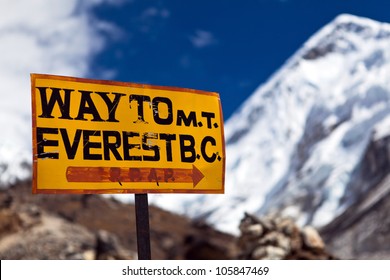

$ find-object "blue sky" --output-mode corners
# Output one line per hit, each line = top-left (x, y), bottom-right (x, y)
(2, 0), (390, 127)
(89, 0), (390, 120)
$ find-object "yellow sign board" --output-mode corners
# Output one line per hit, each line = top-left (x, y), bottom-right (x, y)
(31, 74), (225, 194)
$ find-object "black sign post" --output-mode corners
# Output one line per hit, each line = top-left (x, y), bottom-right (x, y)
(134, 193), (151, 260)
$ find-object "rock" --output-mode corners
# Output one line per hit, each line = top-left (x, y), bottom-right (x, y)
(96, 230), (135, 260)
(0, 214), (96, 260)
(238, 213), (333, 260)
(253, 245), (287, 260)
(259, 232), (287, 247)
(302, 226), (325, 250)
(258, 216), (275, 232)
(18, 204), (41, 229)
(83, 250), (96, 260)
(246, 224), (264, 237)
(0, 210), (22, 238)
(239, 213), (260, 232)
(265, 246), (288, 260)
(0, 193), (12, 209)
(289, 226), (303, 252)
(277, 218), (296, 236)
(252, 246), (267, 259)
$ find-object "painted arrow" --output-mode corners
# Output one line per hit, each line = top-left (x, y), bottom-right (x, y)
(66, 165), (205, 188)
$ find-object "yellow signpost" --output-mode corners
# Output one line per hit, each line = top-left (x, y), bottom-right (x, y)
(31, 74), (225, 194)
(31, 73), (225, 259)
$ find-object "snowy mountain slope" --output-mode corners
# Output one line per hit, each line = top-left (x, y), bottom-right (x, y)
(146, 14), (390, 234)
(222, 14), (390, 231)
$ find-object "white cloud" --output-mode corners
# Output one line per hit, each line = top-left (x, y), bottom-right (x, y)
(189, 30), (217, 49)
(0, 0), (123, 113)
(137, 6), (170, 34)
(0, 0), (124, 184)
(140, 6), (170, 20)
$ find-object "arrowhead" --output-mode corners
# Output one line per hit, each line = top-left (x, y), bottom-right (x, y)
(192, 165), (204, 188)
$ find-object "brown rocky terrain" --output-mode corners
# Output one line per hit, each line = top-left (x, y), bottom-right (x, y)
(0, 179), (334, 260)
(0, 180), (236, 260)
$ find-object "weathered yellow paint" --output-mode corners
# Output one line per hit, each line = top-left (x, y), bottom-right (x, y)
(31, 74), (225, 194)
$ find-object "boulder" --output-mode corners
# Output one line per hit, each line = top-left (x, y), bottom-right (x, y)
(238, 213), (333, 260)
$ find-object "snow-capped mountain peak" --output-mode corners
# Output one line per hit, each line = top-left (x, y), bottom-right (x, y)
(220, 13), (390, 232)
(147, 14), (390, 234)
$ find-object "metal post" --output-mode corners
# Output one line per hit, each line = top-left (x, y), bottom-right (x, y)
(134, 193), (151, 260)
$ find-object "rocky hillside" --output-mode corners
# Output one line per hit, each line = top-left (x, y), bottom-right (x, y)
(317, 123), (390, 259)
(321, 187), (390, 259)
(0, 180), (236, 260)
(0, 179), (335, 260)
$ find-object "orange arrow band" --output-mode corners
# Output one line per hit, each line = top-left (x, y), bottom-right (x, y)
(66, 165), (205, 188)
